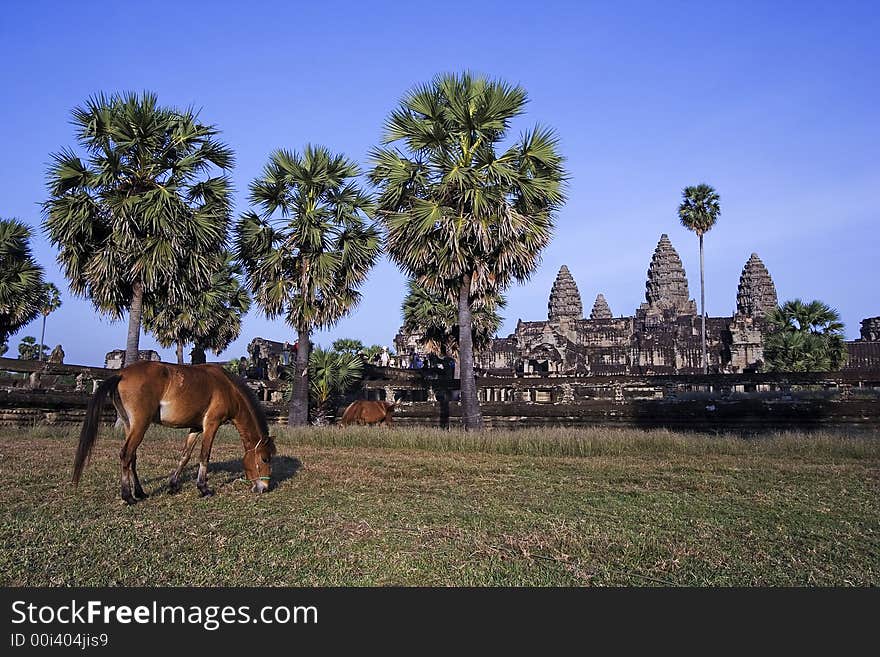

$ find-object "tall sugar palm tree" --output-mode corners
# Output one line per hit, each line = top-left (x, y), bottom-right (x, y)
(44, 92), (234, 367)
(0, 219), (46, 354)
(37, 282), (62, 362)
(236, 145), (380, 425)
(764, 299), (847, 372)
(143, 253), (251, 363)
(678, 183), (721, 374)
(370, 72), (566, 429)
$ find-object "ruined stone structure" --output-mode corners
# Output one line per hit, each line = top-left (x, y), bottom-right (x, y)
(397, 234), (781, 376)
(860, 317), (880, 342)
(48, 344), (65, 365)
(104, 349), (161, 369)
(844, 316), (880, 371)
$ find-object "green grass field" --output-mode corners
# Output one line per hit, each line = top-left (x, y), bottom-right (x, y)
(1, 424), (877, 586)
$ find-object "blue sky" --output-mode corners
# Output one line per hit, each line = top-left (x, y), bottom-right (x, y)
(1, 0), (877, 365)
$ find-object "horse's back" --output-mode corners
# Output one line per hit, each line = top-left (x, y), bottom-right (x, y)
(114, 362), (236, 428)
(116, 361), (228, 394)
(117, 360), (228, 383)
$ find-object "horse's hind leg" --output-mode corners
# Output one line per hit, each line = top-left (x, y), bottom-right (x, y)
(114, 393), (145, 497)
(119, 418), (149, 505)
(130, 453), (147, 499)
(169, 431), (200, 493)
(196, 420), (220, 497)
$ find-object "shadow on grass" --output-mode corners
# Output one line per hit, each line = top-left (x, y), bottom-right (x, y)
(143, 455), (302, 494)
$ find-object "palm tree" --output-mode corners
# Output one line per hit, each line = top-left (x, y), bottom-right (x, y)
(37, 282), (62, 362)
(331, 338), (365, 356)
(143, 253), (251, 363)
(18, 336), (46, 360)
(306, 346), (364, 425)
(236, 145), (380, 425)
(370, 72), (566, 429)
(43, 91), (233, 367)
(401, 279), (504, 372)
(0, 219), (46, 354)
(362, 344), (387, 364)
(764, 299), (847, 372)
(678, 183), (721, 374)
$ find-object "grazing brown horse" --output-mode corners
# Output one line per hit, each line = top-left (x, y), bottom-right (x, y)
(73, 361), (276, 504)
(340, 400), (395, 426)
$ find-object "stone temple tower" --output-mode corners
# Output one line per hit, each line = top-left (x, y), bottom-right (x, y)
(728, 253), (778, 372)
(548, 265), (583, 323)
(736, 253), (778, 318)
(590, 294), (612, 320)
(641, 234), (697, 316)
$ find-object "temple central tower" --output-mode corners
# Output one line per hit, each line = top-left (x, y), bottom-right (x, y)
(643, 234), (697, 314)
(548, 265), (583, 323)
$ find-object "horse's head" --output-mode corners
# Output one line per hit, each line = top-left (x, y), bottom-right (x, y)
(243, 434), (277, 493)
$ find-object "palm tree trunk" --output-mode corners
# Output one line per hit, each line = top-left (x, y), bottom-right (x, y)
(176, 340), (184, 365)
(288, 326), (310, 426)
(125, 280), (144, 368)
(699, 233), (707, 374)
(38, 314), (47, 362)
(457, 275), (483, 431)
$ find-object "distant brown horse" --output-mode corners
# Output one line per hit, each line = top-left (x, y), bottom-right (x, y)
(340, 400), (395, 426)
(73, 361), (276, 504)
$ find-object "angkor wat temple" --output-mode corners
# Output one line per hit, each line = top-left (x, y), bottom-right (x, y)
(476, 234), (780, 375)
(397, 234), (782, 376)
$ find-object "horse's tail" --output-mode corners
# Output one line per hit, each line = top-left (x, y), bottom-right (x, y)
(73, 375), (122, 485)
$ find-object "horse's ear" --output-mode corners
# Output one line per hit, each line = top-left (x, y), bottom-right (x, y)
(268, 435), (278, 455)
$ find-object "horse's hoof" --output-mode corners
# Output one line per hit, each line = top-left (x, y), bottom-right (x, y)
(121, 486), (137, 505)
(168, 482), (181, 494)
(135, 490), (149, 499)
(198, 487), (214, 497)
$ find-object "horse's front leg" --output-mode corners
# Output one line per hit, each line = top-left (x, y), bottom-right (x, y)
(196, 422), (220, 497)
(169, 431), (201, 493)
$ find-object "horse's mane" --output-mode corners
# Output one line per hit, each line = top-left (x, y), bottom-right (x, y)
(220, 368), (270, 437)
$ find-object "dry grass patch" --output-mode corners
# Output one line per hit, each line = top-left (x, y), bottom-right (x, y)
(0, 424), (877, 586)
